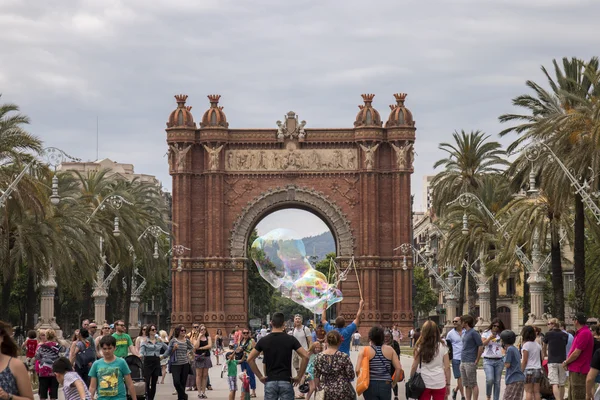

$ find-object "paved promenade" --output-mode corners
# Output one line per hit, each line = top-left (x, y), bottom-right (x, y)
(35, 348), (496, 399)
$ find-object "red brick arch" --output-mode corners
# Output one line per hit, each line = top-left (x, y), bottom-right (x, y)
(167, 93), (416, 337)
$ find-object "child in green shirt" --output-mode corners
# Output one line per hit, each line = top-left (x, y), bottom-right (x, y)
(225, 351), (241, 400)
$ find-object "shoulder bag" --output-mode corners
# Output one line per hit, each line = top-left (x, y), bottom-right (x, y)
(406, 353), (425, 399)
(356, 348), (370, 395)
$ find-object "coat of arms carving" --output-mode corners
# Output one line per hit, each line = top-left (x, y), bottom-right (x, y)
(276, 111), (306, 142)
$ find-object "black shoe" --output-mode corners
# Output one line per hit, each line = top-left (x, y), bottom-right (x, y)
(452, 388), (457, 400)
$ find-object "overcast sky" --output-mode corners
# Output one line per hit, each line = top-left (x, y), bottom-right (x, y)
(2, 0), (599, 235)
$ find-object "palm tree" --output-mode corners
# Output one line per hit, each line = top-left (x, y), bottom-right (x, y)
(0, 95), (42, 313)
(432, 130), (508, 314)
(499, 57), (600, 313)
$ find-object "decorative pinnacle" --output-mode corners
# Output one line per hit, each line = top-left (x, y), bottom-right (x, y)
(389, 104), (396, 110)
(394, 93), (407, 105)
(358, 105), (365, 110)
(208, 94), (221, 106)
(361, 93), (375, 104)
(185, 106), (192, 111)
(174, 94), (188, 106)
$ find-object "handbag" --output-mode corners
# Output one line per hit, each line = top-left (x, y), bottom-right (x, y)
(406, 353), (426, 399)
(356, 348), (370, 395)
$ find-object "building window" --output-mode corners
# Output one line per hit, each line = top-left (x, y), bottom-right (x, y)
(563, 272), (574, 297)
(506, 277), (515, 296)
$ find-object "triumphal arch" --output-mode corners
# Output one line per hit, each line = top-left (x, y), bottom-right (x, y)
(166, 93), (416, 335)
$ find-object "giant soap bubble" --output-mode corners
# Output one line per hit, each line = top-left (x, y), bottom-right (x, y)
(251, 228), (343, 313)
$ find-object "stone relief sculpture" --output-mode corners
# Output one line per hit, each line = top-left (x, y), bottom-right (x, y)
(346, 150), (356, 169)
(275, 111), (307, 141)
(169, 144), (192, 172)
(391, 141), (413, 169)
(359, 143), (380, 170)
(203, 144), (224, 171)
(224, 148), (358, 172)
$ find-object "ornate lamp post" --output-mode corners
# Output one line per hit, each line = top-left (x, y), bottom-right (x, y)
(126, 225), (170, 332)
(448, 192), (549, 329)
(394, 243), (461, 325)
(23, 147), (80, 337)
(88, 194), (134, 324)
(524, 142), (600, 223)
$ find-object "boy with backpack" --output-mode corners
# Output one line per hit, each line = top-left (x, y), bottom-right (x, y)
(70, 328), (97, 387)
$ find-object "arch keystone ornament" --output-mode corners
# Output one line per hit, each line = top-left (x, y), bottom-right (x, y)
(166, 93), (416, 337)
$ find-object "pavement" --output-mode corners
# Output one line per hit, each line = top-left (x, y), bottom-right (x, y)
(35, 348), (498, 399)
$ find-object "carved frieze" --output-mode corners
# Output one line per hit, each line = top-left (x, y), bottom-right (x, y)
(224, 148), (358, 172)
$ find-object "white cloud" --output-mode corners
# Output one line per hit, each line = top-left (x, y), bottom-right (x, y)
(1, 0), (599, 217)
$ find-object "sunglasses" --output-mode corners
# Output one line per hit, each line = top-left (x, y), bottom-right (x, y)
(180, 329), (186, 332)
(117, 324), (125, 327)
(193, 326), (199, 329)
(453, 321), (460, 323)
(89, 326), (97, 329)
(243, 332), (249, 334)
(492, 324), (500, 328)
(102, 327), (110, 330)
(150, 328), (156, 331)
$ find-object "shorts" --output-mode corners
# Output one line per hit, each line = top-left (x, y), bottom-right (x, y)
(525, 368), (542, 384)
(547, 363), (566, 386)
(25, 357), (35, 371)
(503, 381), (524, 400)
(228, 376), (237, 391)
(452, 359), (461, 379)
(352, 339), (360, 346)
(460, 362), (478, 388)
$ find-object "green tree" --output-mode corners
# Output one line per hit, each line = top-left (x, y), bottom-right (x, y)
(432, 130), (508, 314)
(247, 229), (275, 320)
(413, 266), (438, 320)
(499, 57), (600, 313)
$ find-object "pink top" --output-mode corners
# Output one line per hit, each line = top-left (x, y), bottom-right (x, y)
(567, 327), (594, 374)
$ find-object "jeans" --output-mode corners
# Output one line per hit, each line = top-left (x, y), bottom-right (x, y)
(241, 361), (256, 389)
(483, 358), (503, 400)
(364, 380), (392, 400)
(264, 380), (294, 400)
(171, 363), (190, 400)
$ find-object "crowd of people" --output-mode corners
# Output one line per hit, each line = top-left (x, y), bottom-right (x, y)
(2, 307), (600, 400)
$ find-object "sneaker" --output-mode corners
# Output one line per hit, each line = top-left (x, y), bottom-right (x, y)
(452, 389), (457, 400)
(207, 385), (213, 390)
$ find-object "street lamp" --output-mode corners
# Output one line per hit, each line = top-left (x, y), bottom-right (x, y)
(168, 245), (191, 272)
(461, 211), (469, 236)
(0, 146), (79, 208)
(137, 225), (170, 260)
(523, 141), (600, 223)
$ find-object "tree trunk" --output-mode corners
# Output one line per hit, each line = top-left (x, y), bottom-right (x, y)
(573, 194), (586, 313)
(523, 273), (530, 325)
(490, 275), (498, 319)
(25, 266), (37, 330)
(468, 269), (477, 316)
(124, 267), (133, 328)
(550, 224), (565, 321)
(458, 263), (467, 316)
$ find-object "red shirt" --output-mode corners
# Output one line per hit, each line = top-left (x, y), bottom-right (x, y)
(567, 326), (594, 374)
(25, 339), (38, 358)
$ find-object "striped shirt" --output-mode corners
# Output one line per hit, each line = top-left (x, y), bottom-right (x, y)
(163, 338), (194, 365)
(369, 346), (391, 381)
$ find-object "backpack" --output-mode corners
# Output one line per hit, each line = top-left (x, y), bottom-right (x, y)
(76, 339), (96, 368)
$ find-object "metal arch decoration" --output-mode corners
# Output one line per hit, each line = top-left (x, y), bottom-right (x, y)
(523, 141), (600, 224)
(86, 194), (134, 223)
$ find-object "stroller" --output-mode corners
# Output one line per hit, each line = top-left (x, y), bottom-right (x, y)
(125, 355), (146, 400)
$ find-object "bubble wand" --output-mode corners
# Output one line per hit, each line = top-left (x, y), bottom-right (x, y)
(351, 257), (364, 301)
